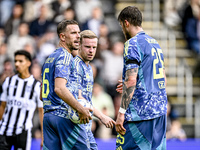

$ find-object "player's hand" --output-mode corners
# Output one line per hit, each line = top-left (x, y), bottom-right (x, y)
(116, 80), (123, 94)
(100, 114), (116, 128)
(115, 112), (126, 135)
(40, 136), (43, 150)
(79, 107), (93, 124)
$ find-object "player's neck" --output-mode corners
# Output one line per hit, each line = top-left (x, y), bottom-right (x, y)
(59, 42), (72, 53)
(77, 54), (89, 66)
(130, 26), (143, 37)
(18, 71), (31, 79)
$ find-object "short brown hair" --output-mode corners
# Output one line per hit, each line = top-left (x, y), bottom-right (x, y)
(57, 20), (78, 37)
(80, 30), (98, 44)
(118, 6), (142, 27)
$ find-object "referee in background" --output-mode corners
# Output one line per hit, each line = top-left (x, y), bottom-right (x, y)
(0, 50), (43, 150)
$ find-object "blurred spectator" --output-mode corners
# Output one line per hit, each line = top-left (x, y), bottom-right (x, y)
(0, 0), (15, 26)
(36, 24), (58, 66)
(81, 6), (104, 37)
(185, 2), (200, 54)
(0, 27), (7, 70)
(29, 4), (54, 38)
(98, 23), (110, 51)
(166, 102), (178, 132)
(53, 7), (77, 24)
(74, 0), (102, 25)
(164, 0), (186, 28)
(6, 21), (35, 61)
(4, 3), (24, 37)
(0, 59), (14, 94)
(100, 41), (123, 99)
(31, 60), (42, 82)
(92, 23), (110, 72)
(51, 0), (71, 23)
(166, 120), (187, 141)
(23, 43), (37, 59)
(23, 0), (43, 22)
(0, 43), (8, 73)
(63, 7), (76, 21)
(91, 82), (115, 139)
(166, 102), (187, 141)
(0, 27), (6, 44)
(181, 0), (200, 34)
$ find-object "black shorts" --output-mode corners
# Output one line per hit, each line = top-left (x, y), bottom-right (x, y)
(0, 129), (32, 150)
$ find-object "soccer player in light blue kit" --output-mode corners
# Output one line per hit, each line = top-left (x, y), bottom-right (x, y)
(41, 20), (93, 150)
(74, 30), (116, 150)
(115, 6), (168, 150)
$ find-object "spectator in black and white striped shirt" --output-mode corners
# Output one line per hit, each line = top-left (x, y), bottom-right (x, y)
(0, 50), (43, 150)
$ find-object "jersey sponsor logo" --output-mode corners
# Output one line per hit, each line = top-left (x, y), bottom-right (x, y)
(158, 81), (165, 89)
(7, 99), (22, 106)
(43, 100), (51, 106)
(86, 83), (92, 92)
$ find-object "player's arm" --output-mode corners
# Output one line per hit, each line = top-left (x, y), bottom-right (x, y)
(78, 89), (84, 99)
(0, 78), (9, 120)
(40, 85), (43, 101)
(121, 68), (138, 110)
(116, 80), (123, 94)
(38, 107), (43, 148)
(0, 101), (6, 120)
(54, 77), (92, 124)
(93, 107), (116, 128)
(116, 67), (138, 135)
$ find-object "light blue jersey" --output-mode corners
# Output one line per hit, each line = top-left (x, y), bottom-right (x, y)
(123, 31), (167, 121)
(74, 56), (97, 150)
(41, 47), (78, 119)
(74, 56), (93, 105)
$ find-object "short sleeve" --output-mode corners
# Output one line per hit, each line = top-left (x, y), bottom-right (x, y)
(0, 77), (9, 102)
(124, 39), (140, 71)
(54, 51), (72, 80)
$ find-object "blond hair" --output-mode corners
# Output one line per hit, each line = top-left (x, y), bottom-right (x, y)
(80, 30), (98, 44)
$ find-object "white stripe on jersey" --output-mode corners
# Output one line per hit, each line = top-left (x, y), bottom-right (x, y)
(0, 74), (43, 136)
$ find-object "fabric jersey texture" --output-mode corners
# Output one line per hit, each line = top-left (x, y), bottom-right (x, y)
(116, 115), (167, 150)
(123, 31), (168, 121)
(74, 56), (97, 150)
(43, 113), (91, 150)
(41, 47), (78, 119)
(0, 74), (42, 136)
(74, 56), (93, 106)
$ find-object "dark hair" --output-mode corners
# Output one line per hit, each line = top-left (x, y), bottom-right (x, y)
(14, 50), (32, 62)
(57, 20), (78, 37)
(118, 6), (142, 27)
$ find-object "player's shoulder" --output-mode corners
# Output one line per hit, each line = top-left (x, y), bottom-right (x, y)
(74, 56), (83, 65)
(3, 74), (16, 85)
(29, 75), (41, 84)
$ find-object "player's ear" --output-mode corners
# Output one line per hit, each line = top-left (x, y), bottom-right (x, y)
(60, 33), (65, 42)
(27, 60), (31, 67)
(124, 20), (129, 27)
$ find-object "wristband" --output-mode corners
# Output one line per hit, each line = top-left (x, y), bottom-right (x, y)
(119, 107), (126, 114)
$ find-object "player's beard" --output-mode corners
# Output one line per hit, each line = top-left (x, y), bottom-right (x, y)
(124, 28), (132, 41)
(68, 43), (79, 51)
